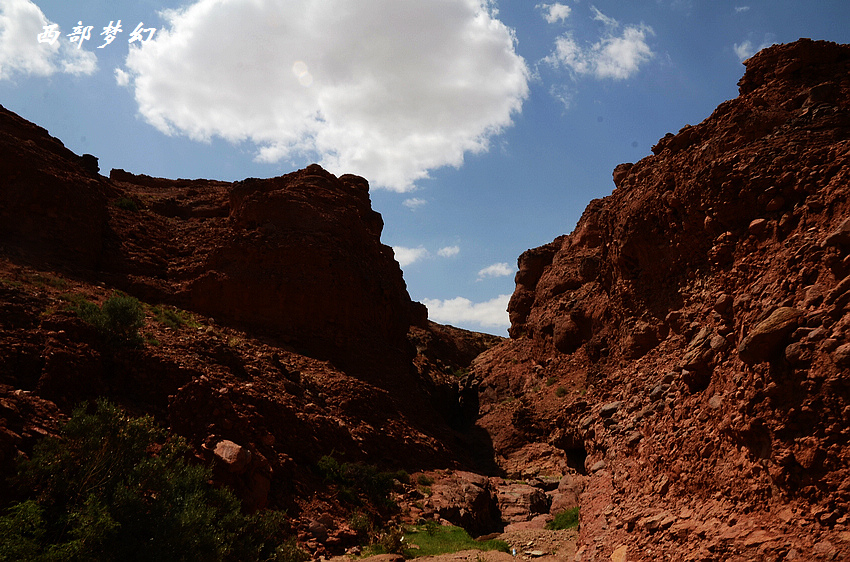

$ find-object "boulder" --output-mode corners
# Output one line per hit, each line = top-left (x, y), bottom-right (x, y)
(495, 482), (550, 524)
(738, 307), (803, 364)
(213, 439), (252, 474)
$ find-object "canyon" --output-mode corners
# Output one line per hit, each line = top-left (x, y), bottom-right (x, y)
(1, 39), (849, 561)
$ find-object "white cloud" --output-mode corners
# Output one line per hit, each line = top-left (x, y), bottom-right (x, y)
(121, 0), (529, 192)
(538, 3), (572, 24)
(733, 37), (774, 62)
(478, 262), (514, 279)
(392, 246), (429, 267)
(402, 197), (427, 210)
(438, 245), (460, 258)
(544, 8), (654, 80)
(422, 294), (511, 330)
(734, 40), (755, 61)
(0, 0), (97, 81)
(114, 67), (130, 86)
(735, 6), (750, 14)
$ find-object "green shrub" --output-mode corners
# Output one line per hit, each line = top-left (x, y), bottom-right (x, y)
(316, 455), (397, 507)
(115, 197), (139, 212)
(0, 399), (295, 561)
(416, 474), (434, 487)
(348, 511), (373, 539)
(546, 376), (557, 386)
(555, 386), (568, 398)
(401, 524), (509, 558)
(545, 507), (580, 530)
(70, 293), (145, 347)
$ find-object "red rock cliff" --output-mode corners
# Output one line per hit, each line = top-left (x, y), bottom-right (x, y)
(474, 39), (850, 561)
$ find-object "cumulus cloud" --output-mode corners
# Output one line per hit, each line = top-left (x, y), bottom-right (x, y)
(0, 0), (97, 80)
(544, 8), (654, 80)
(438, 245), (460, 258)
(392, 246), (429, 267)
(121, 0), (529, 191)
(402, 197), (427, 210)
(538, 3), (572, 24)
(422, 294), (511, 330)
(478, 262), (514, 279)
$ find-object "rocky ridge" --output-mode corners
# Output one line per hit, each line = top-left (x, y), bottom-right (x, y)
(472, 39), (850, 561)
(0, 100), (504, 557)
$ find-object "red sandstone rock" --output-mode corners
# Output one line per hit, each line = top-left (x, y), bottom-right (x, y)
(213, 439), (252, 473)
(737, 307), (804, 364)
(473, 39), (850, 561)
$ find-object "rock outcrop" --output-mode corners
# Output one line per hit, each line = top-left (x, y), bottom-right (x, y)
(474, 39), (850, 560)
(0, 100), (499, 555)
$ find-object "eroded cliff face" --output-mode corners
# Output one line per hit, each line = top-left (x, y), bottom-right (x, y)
(0, 101), (502, 555)
(474, 39), (850, 561)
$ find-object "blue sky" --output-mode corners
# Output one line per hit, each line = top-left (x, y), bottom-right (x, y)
(2, 1), (850, 335)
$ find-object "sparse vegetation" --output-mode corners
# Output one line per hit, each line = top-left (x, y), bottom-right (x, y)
(555, 386), (568, 398)
(400, 524), (510, 558)
(546, 376), (558, 386)
(150, 304), (202, 330)
(0, 399), (298, 561)
(115, 196), (139, 212)
(545, 507), (580, 530)
(69, 293), (145, 347)
(416, 474), (434, 487)
(451, 367), (469, 378)
(316, 455), (399, 508)
(26, 272), (67, 290)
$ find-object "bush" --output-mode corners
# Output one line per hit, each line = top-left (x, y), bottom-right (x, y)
(115, 197), (139, 212)
(416, 474), (434, 487)
(70, 293), (145, 347)
(0, 399), (296, 561)
(545, 507), (580, 530)
(555, 386), (568, 398)
(316, 455), (397, 507)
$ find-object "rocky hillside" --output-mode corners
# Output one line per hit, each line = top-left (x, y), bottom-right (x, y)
(472, 39), (850, 560)
(0, 100), (502, 555)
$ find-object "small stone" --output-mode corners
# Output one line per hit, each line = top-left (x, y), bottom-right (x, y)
(748, 218), (768, 236)
(766, 195), (785, 212)
(649, 383), (669, 401)
(834, 343), (850, 367)
(812, 540), (836, 558)
(600, 401), (622, 418)
(824, 217), (850, 247)
(610, 545), (628, 562)
(714, 293), (733, 313)
(708, 395), (723, 409)
(590, 460), (607, 472)
(213, 440), (252, 473)
(626, 431), (643, 446)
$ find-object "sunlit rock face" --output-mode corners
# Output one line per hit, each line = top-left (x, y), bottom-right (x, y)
(475, 39), (850, 561)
